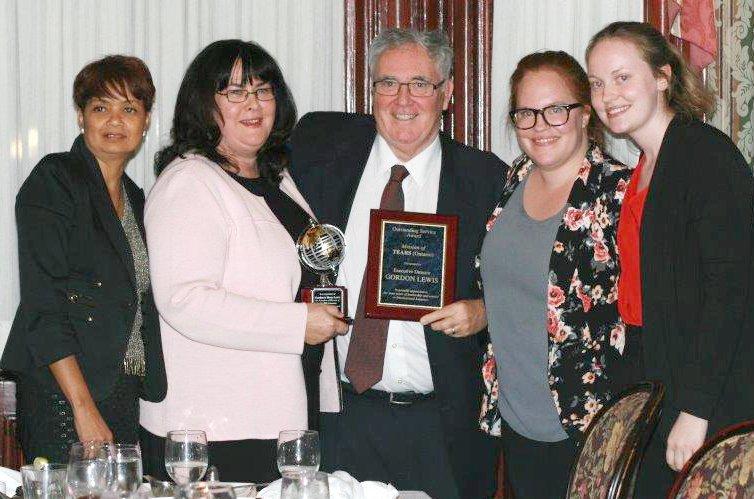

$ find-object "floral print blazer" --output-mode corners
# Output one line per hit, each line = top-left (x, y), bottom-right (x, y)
(477, 143), (633, 438)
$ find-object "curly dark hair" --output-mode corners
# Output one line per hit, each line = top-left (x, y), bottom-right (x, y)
(155, 39), (297, 184)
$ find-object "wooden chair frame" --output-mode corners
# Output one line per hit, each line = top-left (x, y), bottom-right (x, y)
(566, 381), (665, 499)
(668, 419), (754, 498)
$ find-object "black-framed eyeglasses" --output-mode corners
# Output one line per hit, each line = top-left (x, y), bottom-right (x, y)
(216, 86), (275, 103)
(372, 78), (446, 97)
(509, 103), (583, 130)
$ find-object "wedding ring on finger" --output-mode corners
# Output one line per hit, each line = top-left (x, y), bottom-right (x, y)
(449, 327), (456, 335)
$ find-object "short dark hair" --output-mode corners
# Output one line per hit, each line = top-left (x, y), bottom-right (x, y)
(509, 51), (604, 147)
(73, 55), (155, 112)
(155, 39), (297, 184)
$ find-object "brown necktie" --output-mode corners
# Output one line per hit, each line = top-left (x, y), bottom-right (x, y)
(345, 164), (409, 393)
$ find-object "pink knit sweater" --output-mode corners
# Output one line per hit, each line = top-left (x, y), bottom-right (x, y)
(139, 155), (339, 441)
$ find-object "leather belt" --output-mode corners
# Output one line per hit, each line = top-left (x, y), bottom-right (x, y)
(340, 382), (434, 406)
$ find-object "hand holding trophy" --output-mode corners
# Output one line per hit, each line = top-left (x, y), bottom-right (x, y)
(297, 220), (350, 323)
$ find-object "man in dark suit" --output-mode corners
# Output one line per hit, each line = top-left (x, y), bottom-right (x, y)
(289, 28), (505, 498)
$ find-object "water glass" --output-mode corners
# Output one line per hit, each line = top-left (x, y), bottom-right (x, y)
(68, 441), (110, 498)
(280, 471), (329, 499)
(164, 430), (209, 485)
(277, 430), (320, 474)
(106, 443), (143, 493)
(174, 483), (236, 499)
(20, 463), (67, 499)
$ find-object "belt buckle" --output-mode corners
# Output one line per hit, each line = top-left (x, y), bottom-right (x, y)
(388, 392), (412, 406)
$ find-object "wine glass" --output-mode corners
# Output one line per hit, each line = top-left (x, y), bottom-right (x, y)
(280, 471), (329, 499)
(164, 430), (209, 485)
(277, 430), (320, 475)
(106, 443), (143, 493)
(67, 441), (110, 499)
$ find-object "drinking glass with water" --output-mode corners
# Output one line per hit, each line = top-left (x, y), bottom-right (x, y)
(21, 463), (68, 499)
(164, 430), (209, 485)
(67, 441), (110, 499)
(277, 430), (320, 475)
(280, 471), (329, 499)
(105, 444), (143, 493)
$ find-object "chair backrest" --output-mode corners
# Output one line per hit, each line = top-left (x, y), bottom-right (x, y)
(566, 381), (664, 499)
(669, 420), (754, 498)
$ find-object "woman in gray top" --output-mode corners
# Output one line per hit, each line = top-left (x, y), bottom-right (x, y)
(476, 51), (633, 498)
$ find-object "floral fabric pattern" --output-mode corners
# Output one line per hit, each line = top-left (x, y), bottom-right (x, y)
(675, 431), (754, 498)
(568, 392), (650, 499)
(707, 0), (753, 168)
(478, 143), (634, 437)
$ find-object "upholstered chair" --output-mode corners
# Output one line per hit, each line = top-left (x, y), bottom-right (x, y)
(566, 381), (664, 499)
(669, 420), (754, 499)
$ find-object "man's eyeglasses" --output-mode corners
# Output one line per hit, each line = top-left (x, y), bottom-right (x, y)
(373, 78), (446, 97)
(509, 103), (583, 130)
(217, 86), (275, 103)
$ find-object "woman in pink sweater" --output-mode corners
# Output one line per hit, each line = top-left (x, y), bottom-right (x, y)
(139, 40), (347, 483)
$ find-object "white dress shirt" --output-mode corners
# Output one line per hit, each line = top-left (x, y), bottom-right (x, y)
(336, 134), (442, 394)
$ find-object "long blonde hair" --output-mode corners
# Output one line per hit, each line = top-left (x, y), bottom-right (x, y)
(586, 22), (715, 119)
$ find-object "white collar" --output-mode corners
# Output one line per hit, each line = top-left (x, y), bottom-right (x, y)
(373, 134), (442, 189)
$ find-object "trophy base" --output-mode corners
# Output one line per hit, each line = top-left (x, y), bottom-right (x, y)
(300, 286), (348, 316)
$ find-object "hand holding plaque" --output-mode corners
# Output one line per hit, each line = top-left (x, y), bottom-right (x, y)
(297, 220), (349, 317)
(364, 210), (458, 321)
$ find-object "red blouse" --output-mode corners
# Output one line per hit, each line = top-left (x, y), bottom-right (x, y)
(618, 155), (647, 326)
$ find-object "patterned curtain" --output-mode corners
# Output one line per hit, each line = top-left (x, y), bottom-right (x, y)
(706, 0), (754, 168)
(645, 0), (753, 168)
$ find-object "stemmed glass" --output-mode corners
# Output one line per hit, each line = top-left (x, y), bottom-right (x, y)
(276, 430), (320, 475)
(280, 471), (330, 499)
(164, 430), (209, 485)
(67, 441), (110, 499)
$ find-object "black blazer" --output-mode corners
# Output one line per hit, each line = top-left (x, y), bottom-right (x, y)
(1, 136), (167, 403)
(289, 112), (506, 497)
(640, 116), (754, 434)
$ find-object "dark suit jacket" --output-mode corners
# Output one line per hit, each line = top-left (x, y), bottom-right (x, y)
(640, 115), (754, 435)
(289, 112), (506, 497)
(1, 135), (167, 403)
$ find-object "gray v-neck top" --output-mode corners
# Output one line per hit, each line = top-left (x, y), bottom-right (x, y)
(480, 180), (568, 441)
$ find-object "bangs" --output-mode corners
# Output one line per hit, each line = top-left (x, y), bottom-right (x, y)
(214, 46), (279, 91)
(73, 55), (155, 111)
(91, 79), (135, 103)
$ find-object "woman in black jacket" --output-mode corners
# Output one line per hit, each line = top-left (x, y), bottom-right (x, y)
(1, 55), (167, 463)
(587, 22), (754, 498)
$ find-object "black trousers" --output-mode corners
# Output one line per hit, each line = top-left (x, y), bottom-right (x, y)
(320, 389), (462, 499)
(18, 372), (140, 463)
(500, 420), (579, 498)
(139, 427), (279, 484)
(632, 407), (679, 498)
(611, 325), (677, 498)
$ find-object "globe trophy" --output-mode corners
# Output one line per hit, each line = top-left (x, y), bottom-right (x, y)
(296, 220), (348, 316)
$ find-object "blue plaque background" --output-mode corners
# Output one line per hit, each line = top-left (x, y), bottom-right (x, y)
(379, 221), (445, 308)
